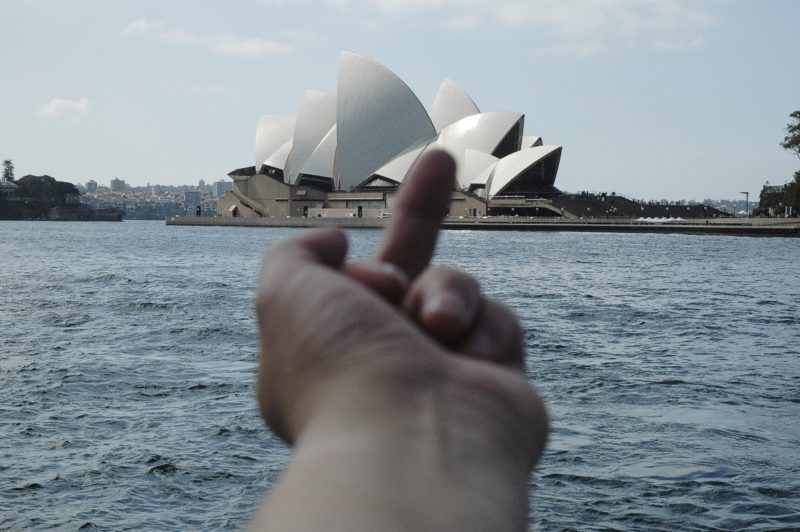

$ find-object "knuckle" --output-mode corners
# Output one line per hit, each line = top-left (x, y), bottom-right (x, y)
(426, 266), (480, 292)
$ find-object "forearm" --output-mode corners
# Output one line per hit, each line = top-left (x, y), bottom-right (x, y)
(250, 366), (536, 531)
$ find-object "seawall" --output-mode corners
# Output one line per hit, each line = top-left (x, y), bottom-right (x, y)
(165, 216), (800, 237)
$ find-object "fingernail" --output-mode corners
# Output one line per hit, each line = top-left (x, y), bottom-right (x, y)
(423, 289), (471, 323)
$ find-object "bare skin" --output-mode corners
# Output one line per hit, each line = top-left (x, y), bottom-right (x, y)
(251, 150), (549, 531)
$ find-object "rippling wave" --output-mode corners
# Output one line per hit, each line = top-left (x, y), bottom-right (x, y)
(1, 221), (798, 530)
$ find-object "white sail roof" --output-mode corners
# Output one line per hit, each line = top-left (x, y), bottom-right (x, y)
(462, 149), (498, 186)
(335, 51), (437, 190)
(486, 145), (562, 198)
(263, 139), (293, 173)
(247, 53), (562, 199)
(299, 125), (337, 181)
(522, 135), (543, 148)
(284, 90), (337, 185)
(255, 115), (296, 173)
(471, 165), (496, 194)
(435, 112), (524, 188)
(369, 143), (430, 185)
(430, 79), (480, 133)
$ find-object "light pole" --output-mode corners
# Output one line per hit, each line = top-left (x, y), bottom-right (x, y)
(740, 191), (749, 217)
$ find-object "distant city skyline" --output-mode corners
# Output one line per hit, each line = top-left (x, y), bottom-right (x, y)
(81, 177), (229, 192)
(2, 0), (798, 200)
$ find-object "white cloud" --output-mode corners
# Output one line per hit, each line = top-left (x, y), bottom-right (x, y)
(122, 18), (164, 35)
(35, 98), (90, 119)
(122, 18), (293, 57)
(360, 0), (718, 32)
(306, 0), (720, 52)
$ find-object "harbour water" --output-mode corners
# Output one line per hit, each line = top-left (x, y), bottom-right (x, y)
(1, 220), (798, 530)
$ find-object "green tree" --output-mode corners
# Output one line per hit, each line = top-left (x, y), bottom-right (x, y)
(779, 112), (800, 216)
(781, 111), (800, 159)
(786, 170), (800, 215)
(2, 159), (14, 182)
(16, 175), (79, 206)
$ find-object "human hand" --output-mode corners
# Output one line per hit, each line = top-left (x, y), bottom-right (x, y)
(253, 150), (548, 531)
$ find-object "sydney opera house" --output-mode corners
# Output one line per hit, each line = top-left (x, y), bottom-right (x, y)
(218, 51), (564, 219)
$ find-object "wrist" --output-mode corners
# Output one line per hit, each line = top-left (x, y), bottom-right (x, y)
(295, 351), (545, 480)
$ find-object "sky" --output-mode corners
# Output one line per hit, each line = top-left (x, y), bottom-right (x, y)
(1, 0), (798, 200)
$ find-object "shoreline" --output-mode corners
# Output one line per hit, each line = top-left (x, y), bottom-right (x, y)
(165, 216), (800, 237)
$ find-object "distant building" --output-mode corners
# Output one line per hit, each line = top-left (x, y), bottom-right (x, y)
(1, 175), (19, 198)
(757, 183), (789, 217)
(110, 178), (126, 193)
(86, 180), (98, 193)
(183, 191), (202, 207)
(213, 180), (232, 198)
(198, 179), (206, 188)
